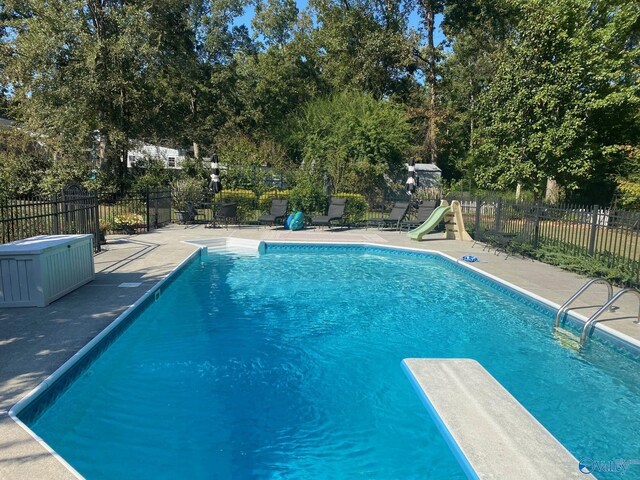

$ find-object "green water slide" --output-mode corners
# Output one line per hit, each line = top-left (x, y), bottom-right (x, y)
(407, 205), (452, 241)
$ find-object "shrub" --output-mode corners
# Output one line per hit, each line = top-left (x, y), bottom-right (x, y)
(287, 91), (412, 197)
(288, 175), (328, 215)
(171, 178), (204, 211)
(113, 213), (144, 234)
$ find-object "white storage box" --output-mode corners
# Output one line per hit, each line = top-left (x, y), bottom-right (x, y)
(0, 234), (95, 307)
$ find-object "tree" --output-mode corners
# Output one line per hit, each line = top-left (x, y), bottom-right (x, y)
(288, 90), (412, 197)
(414, 0), (444, 166)
(469, 0), (640, 200)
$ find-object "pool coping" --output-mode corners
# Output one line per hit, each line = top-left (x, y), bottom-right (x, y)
(7, 237), (639, 478)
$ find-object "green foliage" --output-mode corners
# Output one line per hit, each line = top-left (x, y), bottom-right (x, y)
(616, 180), (640, 210)
(288, 91), (412, 197)
(467, 0), (640, 200)
(288, 173), (328, 215)
(171, 178), (205, 211)
(534, 244), (639, 287)
(333, 193), (367, 223)
(130, 158), (173, 191)
(217, 135), (289, 196)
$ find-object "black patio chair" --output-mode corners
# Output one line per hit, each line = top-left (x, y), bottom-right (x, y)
(211, 202), (238, 229)
(257, 199), (289, 226)
(186, 203), (206, 224)
(367, 202), (410, 230)
(401, 200), (438, 231)
(311, 197), (347, 228)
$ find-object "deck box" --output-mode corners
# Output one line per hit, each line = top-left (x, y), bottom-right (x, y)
(0, 234), (95, 307)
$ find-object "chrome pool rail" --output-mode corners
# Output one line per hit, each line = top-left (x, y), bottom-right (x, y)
(554, 278), (614, 329)
(580, 288), (640, 347)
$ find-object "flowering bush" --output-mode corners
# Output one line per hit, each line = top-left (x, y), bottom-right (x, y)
(113, 213), (144, 233)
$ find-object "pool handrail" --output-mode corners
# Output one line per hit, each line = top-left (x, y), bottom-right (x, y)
(580, 288), (640, 347)
(554, 278), (614, 329)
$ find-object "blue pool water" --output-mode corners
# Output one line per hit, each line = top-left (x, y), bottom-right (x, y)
(21, 245), (640, 479)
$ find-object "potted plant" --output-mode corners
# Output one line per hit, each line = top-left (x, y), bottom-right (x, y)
(99, 219), (113, 244)
(171, 178), (204, 223)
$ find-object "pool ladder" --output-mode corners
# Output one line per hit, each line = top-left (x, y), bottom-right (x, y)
(554, 278), (640, 348)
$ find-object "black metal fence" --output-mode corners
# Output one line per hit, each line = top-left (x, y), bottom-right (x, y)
(450, 195), (640, 287)
(0, 192), (101, 250)
(1, 188), (172, 252)
(98, 189), (172, 234)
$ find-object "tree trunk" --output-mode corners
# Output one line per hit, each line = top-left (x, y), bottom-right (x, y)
(423, 0), (438, 165)
(193, 142), (200, 160)
(545, 178), (560, 204)
(515, 182), (522, 201)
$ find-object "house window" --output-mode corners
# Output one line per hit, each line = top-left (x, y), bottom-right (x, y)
(128, 155), (136, 165)
(167, 157), (176, 168)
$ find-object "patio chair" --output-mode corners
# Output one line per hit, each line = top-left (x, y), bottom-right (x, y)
(211, 202), (238, 229)
(367, 202), (410, 230)
(311, 197), (347, 228)
(401, 200), (438, 231)
(257, 199), (289, 226)
(186, 203), (206, 224)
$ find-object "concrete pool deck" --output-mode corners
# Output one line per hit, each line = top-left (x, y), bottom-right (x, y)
(1, 224), (639, 478)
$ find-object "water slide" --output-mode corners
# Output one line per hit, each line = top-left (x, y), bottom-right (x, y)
(407, 205), (452, 241)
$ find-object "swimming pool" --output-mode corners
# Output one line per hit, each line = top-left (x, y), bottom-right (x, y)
(13, 243), (640, 479)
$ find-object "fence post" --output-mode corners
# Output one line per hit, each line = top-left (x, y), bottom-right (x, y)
(93, 191), (101, 252)
(146, 189), (151, 232)
(474, 196), (482, 239)
(533, 200), (541, 249)
(588, 205), (599, 256)
(52, 193), (60, 235)
(495, 198), (502, 232)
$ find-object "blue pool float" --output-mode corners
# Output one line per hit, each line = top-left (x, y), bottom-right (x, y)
(461, 255), (479, 263)
(284, 213), (294, 229)
(289, 211), (305, 231)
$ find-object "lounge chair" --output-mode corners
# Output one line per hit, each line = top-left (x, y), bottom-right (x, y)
(211, 202), (238, 229)
(367, 202), (410, 230)
(311, 197), (347, 228)
(257, 199), (289, 226)
(401, 200), (438, 231)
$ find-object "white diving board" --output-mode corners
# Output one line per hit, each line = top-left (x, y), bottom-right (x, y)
(402, 358), (593, 479)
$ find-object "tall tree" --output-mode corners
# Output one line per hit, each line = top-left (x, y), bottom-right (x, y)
(415, 0), (444, 165)
(470, 0), (639, 201)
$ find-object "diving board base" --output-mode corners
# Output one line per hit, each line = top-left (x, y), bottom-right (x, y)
(402, 358), (592, 479)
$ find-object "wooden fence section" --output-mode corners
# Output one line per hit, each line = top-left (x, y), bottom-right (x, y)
(453, 196), (640, 287)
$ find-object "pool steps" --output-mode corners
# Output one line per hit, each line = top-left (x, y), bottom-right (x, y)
(402, 358), (594, 479)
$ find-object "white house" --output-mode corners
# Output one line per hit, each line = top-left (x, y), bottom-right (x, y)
(127, 143), (188, 169)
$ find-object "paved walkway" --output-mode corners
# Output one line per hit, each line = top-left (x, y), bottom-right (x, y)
(1, 224), (638, 479)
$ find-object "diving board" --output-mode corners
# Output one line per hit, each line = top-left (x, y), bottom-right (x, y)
(402, 359), (592, 479)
